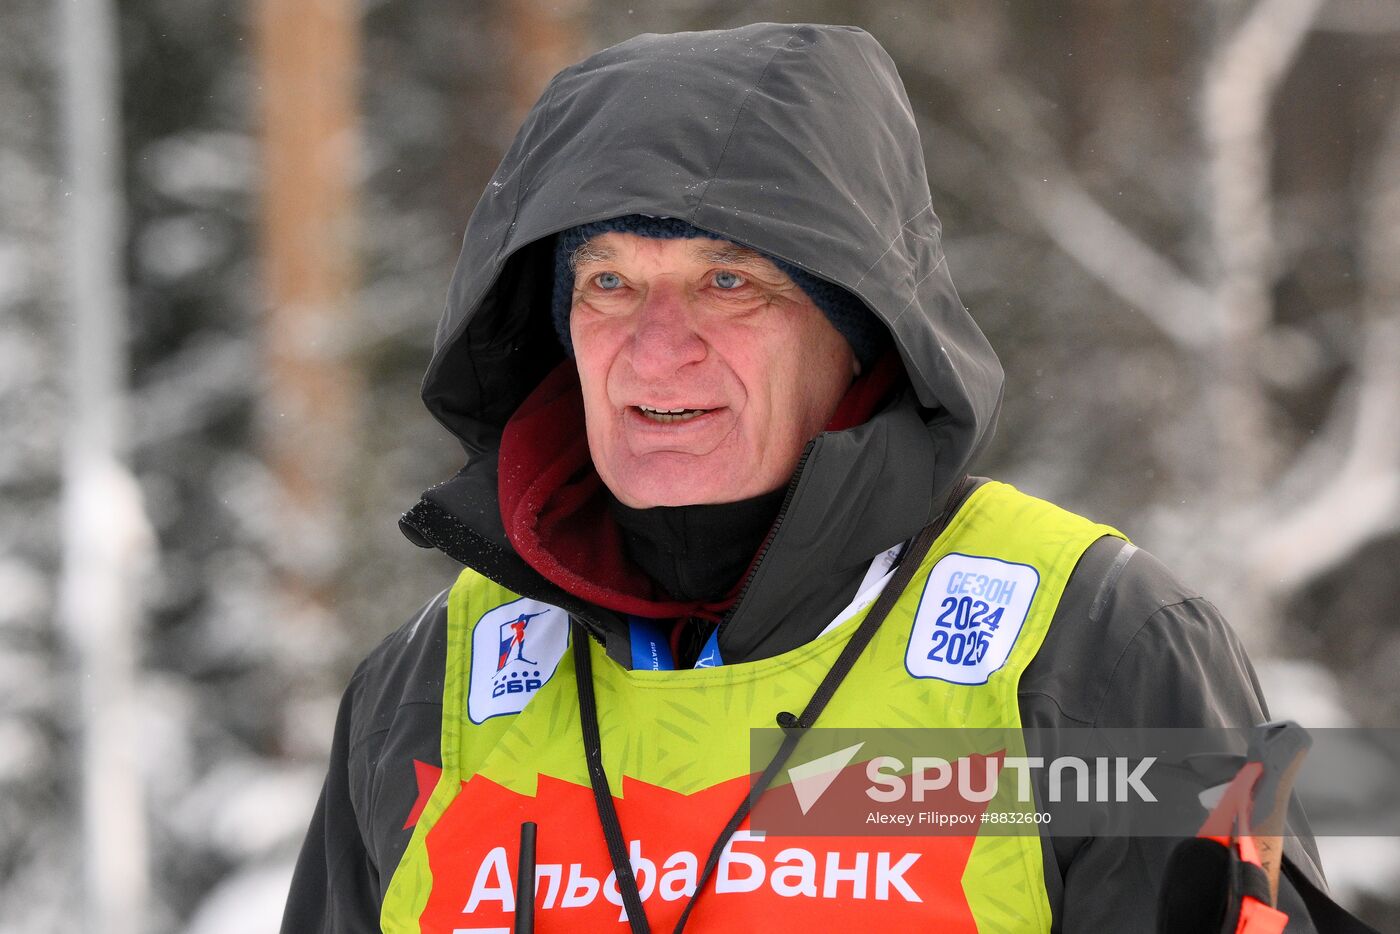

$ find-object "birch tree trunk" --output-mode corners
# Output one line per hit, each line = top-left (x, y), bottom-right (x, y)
(1198, 0), (1323, 637)
(57, 0), (155, 931)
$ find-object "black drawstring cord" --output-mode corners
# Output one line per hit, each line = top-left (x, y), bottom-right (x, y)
(573, 627), (651, 932)
(574, 476), (970, 933)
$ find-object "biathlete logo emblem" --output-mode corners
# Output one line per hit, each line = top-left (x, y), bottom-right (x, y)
(469, 599), (568, 724)
(497, 612), (543, 671)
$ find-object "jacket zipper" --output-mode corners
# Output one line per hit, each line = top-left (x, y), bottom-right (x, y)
(714, 442), (815, 640)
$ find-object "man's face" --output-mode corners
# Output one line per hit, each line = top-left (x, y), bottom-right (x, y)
(570, 232), (858, 508)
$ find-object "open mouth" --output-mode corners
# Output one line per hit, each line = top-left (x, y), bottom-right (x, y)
(635, 405), (713, 424)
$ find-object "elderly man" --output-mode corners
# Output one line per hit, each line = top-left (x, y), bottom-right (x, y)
(283, 23), (1339, 933)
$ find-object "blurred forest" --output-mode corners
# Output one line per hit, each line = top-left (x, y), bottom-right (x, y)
(2, 0), (1399, 930)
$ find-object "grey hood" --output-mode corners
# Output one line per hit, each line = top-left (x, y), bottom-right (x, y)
(408, 22), (1004, 661)
(423, 22), (1001, 468)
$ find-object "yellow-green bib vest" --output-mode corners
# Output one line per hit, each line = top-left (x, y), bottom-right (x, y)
(381, 481), (1124, 932)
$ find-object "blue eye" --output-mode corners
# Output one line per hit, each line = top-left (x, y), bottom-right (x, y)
(712, 270), (745, 290)
(594, 272), (623, 290)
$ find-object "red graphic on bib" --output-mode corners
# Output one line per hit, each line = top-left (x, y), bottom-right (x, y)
(403, 760), (444, 830)
(417, 764), (996, 932)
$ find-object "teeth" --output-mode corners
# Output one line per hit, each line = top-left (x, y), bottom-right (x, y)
(637, 405), (708, 423)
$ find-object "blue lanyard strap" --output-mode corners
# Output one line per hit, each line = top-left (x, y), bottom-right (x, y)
(627, 617), (723, 670)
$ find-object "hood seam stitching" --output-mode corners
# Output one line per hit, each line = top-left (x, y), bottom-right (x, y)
(691, 28), (802, 219)
(889, 252), (949, 324)
(850, 199), (936, 291)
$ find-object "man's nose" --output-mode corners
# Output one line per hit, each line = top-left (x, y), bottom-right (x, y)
(626, 281), (706, 378)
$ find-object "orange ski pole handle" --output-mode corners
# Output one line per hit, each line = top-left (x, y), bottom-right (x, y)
(1157, 721), (1311, 934)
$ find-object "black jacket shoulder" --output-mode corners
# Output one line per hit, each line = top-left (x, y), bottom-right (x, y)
(1024, 536), (1267, 730)
(281, 588), (451, 934)
(1028, 534), (1325, 933)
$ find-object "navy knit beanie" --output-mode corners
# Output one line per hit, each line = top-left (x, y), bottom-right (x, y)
(551, 215), (884, 370)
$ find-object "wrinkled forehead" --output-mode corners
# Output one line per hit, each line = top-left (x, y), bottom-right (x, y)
(568, 232), (779, 274)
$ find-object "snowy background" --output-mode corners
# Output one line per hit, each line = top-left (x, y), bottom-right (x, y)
(3, 0), (1399, 931)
